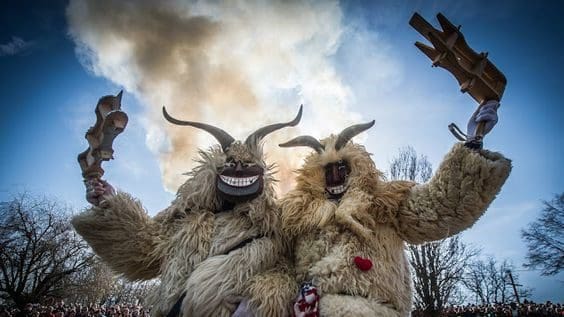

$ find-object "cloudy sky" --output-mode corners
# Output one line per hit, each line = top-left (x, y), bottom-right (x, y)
(1, 0), (562, 303)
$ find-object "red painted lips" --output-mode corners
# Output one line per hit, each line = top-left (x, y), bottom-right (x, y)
(354, 256), (373, 271)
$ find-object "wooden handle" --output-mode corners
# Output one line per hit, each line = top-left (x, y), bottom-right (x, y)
(78, 149), (104, 179)
(82, 163), (104, 180)
(78, 91), (127, 181)
(473, 99), (495, 141)
(475, 121), (486, 141)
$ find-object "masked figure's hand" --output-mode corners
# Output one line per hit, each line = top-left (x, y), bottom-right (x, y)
(466, 99), (500, 141)
(85, 178), (116, 206)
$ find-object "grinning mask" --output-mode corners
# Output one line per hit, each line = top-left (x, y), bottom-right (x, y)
(163, 106), (302, 204)
(215, 140), (265, 203)
(279, 121), (374, 199)
(324, 159), (351, 198)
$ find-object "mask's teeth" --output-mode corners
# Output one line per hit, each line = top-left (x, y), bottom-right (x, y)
(220, 175), (260, 187)
(327, 184), (346, 195)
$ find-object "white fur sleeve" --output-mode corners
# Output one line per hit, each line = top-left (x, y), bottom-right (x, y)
(72, 192), (163, 280)
(395, 143), (512, 244)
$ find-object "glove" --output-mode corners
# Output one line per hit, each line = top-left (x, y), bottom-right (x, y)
(85, 178), (116, 206)
(466, 100), (500, 141)
(232, 299), (254, 317)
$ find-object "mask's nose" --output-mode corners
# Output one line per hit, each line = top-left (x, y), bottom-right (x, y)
(325, 163), (340, 185)
(235, 161), (243, 174)
(331, 164), (339, 181)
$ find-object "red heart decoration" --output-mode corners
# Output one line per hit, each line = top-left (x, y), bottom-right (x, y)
(354, 256), (373, 271)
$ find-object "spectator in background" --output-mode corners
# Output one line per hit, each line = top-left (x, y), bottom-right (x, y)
(0, 306), (11, 317)
(63, 308), (74, 317)
(16, 304), (33, 317)
(411, 301), (563, 317)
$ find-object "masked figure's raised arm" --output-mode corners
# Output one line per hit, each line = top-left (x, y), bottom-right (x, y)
(393, 143), (511, 244)
(72, 192), (165, 280)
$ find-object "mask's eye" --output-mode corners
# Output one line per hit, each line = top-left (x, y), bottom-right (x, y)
(224, 158), (236, 168)
(337, 160), (350, 176)
(242, 162), (256, 168)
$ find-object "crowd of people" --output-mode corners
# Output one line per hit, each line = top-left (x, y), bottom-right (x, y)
(0, 302), (150, 317)
(1, 300), (562, 317)
(412, 301), (563, 317)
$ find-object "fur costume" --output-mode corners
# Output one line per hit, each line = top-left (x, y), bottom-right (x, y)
(72, 110), (301, 317)
(280, 133), (511, 317)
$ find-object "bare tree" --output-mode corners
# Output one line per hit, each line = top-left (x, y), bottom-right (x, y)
(66, 259), (159, 306)
(464, 257), (532, 304)
(408, 236), (479, 316)
(0, 193), (93, 308)
(389, 146), (432, 183)
(65, 259), (115, 305)
(390, 146), (477, 316)
(110, 278), (159, 306)
(521, 193), (564, 276)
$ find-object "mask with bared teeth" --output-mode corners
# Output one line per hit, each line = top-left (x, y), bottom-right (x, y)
(279, 120), (374, 200)
(163, 105), (302, 204)
(216, 141), (265, 203)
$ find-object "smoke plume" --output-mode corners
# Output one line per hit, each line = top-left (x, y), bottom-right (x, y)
(67, 0), (362, 193)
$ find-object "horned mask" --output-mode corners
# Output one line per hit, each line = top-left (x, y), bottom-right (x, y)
(280, 120), (374, 199)
(163, 105), (302, 204)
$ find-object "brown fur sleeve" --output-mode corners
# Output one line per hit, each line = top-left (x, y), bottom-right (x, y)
(280, 190), (335, 240)
(394, 143), (512, 244)
(71, 192), (163, 280)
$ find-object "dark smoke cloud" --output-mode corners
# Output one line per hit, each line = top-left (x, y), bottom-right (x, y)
(67, 0), (361, 193)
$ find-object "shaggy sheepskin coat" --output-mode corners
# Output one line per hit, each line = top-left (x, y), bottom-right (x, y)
(72, 141), (296, 317)
(281, 138), (512, 317)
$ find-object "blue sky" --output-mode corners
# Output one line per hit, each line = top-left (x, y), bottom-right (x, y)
(1, 0), (562, 303)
